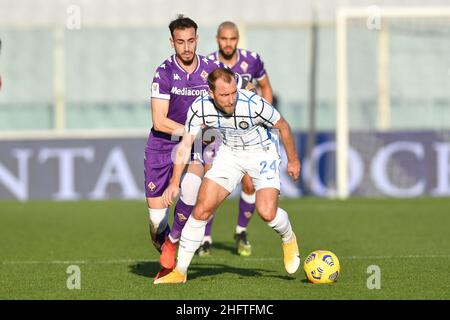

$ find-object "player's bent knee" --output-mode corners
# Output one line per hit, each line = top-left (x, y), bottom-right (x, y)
(192, 205), (212, 221)
(180, 172), (202, 206)
(256, 205), (277, 222)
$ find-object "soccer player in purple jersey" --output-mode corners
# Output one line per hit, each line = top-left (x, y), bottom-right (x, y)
(146, 15), (245, 280)
(146, 15), (217, 279)
(198, 21), (275, 257)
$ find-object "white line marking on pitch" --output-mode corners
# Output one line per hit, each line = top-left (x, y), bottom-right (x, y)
(1, 259), (158, 265)
(1, 255), (449, 265)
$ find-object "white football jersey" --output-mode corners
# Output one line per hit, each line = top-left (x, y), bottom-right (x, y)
(185, 89), (281, 151)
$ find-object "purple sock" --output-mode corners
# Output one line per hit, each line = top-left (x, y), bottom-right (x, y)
(237, 196), (256, 228)
(204, 215), (215, 236)
(170, 199), (194, 241)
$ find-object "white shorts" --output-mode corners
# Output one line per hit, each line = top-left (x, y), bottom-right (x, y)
(204, 143), (281, 193)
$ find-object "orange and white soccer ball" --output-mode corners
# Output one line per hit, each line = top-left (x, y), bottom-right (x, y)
(304, 250), (340, 284)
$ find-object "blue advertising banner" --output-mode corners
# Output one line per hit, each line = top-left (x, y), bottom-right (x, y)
(295, 130), (450, 197)
(0, 130), (449, 200)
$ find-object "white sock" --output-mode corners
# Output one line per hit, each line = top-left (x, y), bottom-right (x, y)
(267, 208), (294, 243)
(176, 216), (208, 275)
(168, 234), (179, 243)
(201, 235), (212, 244)
(148, 208), (168, 234)
(235, 225), (247, 234)
(180, 173), (202, 205)
(241, 191), (256, 204)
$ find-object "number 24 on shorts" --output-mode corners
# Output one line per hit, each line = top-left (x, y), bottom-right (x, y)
(259, 160), (279, 179)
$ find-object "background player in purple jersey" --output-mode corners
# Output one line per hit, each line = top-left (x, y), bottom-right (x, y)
(198, 21), (275, 257)
(209, 22), (273, 102)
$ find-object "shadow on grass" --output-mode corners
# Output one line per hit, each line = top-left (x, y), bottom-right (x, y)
(209, 241), (238, 255)
(129, 261), (295, 281)
(300, 279), (310, 284)
(128, 260), (161, 279)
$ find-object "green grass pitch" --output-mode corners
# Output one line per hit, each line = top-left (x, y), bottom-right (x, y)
(0, 198), (449, 299)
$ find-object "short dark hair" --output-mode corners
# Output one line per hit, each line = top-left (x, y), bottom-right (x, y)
(217, 21), (239, 36)
(169, 14), (198, 37)
(207, 67), (235, 91)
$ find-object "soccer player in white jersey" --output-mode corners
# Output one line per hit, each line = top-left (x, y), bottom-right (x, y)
(154, 67), (301, 284)
(197, 21), (275, 257)
(146, 15), (246, 280)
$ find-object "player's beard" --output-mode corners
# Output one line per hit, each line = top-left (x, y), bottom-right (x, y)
(177, 52), (195, 66)
(219, 47), (237, 61)
(215, 101), (235, 116)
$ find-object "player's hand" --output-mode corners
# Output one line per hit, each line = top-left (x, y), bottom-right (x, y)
(245, 81), (257, 93)
(287, 158), (301, 181)
(162, 183), (180, 207)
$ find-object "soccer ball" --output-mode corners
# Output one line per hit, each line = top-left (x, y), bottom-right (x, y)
(304, 250), (340, 284)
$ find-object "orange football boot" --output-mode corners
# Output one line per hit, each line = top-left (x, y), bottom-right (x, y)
(160, 238), (178, 269)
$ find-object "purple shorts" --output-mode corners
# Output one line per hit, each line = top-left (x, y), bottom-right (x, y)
(143, 137), (202, 198)
(143, 132), (222, 198)
(144, 147), (174, 198)
(144, 132), (179, 198)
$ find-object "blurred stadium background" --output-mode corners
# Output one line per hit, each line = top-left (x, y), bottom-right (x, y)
(1, 0), (450, 301)
(0, 0), (449, 200)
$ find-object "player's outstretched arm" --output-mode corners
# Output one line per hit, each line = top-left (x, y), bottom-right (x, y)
(151, 98), (185, 136)
(162, 131), (197, 206)
(273, 116), (300, 181)
(257, 75), (273, 104)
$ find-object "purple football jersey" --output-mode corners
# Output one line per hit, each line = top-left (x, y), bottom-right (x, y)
(148, 54), (224, 149)
(208, 49), (267, 83)
(144, 54), (229, 197)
